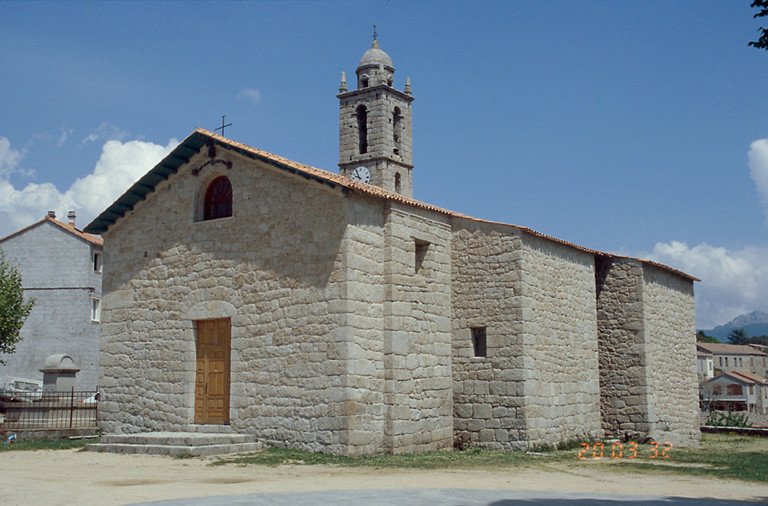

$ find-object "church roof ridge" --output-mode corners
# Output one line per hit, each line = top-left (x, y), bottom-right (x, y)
(84, 128), (698, 282)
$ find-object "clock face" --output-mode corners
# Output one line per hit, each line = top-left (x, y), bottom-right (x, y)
(351, 166), (371, 184)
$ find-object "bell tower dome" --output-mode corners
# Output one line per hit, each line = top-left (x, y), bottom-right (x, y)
(338, 37), (414, 198)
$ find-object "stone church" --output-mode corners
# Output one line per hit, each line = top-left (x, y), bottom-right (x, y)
(85, 40), (700, 455)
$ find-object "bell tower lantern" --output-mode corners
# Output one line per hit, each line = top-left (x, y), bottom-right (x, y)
(338, 37), (414, 198)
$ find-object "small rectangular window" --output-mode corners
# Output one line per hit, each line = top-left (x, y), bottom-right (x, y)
(91, 298), (101, 322)
(414, 239), (429, 273)
(471, 327), (487, 357)
(93, 252), (102, 273)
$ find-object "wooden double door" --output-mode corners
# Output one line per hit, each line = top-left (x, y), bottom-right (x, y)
(195, 318), (231, 424)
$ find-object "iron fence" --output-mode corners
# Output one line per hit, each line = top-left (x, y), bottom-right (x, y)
(0, 389), (98, 429)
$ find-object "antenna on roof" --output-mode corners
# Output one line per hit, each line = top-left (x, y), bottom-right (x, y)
(373, 24), (377, 42)
(215, 115), (232, 137)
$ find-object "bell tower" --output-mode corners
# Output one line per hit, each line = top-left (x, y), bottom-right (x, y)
(338, 37), (414, 198)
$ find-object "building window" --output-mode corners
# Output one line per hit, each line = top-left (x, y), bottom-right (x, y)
(719, 357), (723, 366)
(414, 239), (429, 273)
(93, 252), (102, 273)
(395, 172), (401, 193)
(91, 298), (101, 322)
(393, 107), (402, 155)
(750, 385), (754, 395)
(203, 176), (233, 221)
(725, 357), (729, 367)
(726, 384), (742, 396)
(471, 327), (487, 357)
(356, 105), (368, 154)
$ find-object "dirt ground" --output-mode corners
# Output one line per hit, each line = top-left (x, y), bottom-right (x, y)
(1, 449), (767, 505)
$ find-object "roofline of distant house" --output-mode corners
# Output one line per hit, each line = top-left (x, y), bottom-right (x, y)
(709, 370), (768, 385)
(84, 128), (698, 282)
(1, 215), (103, 248)
(697, 342), (768, 356)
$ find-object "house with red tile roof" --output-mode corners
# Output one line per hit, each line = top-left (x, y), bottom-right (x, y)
(84, 40), (700, 455)
(0, 212), (102, 390)
(696, 342), (768, 378)
(704, 370), (768, 414)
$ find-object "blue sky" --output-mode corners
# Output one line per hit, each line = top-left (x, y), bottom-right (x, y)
(1, 1), (767, 329)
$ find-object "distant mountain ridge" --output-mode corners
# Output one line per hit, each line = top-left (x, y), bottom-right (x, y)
(700, 311), (768, 340)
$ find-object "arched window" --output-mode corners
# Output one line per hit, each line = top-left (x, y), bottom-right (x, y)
(393, 107), (402, 154)
(203, 176), (233, 221)
(356, 105), (368, 154)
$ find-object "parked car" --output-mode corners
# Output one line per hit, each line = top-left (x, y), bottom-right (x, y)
(0, 378), (43, 402)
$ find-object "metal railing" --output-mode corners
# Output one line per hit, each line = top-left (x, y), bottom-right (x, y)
(0, 389), (98, 429)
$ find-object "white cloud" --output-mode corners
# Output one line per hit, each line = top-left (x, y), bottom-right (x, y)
(237, 88), (261, 105)
(0, 137), (24, 176)
(641, 241), (768, 329)
(749, 138), (768, 218)
(56, 128), (74, 148)
(0, 137), (176, 238)
(82, 122), (128, 144)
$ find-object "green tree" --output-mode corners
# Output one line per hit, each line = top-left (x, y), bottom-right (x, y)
(749, 0), (768, 50)
(697, 330), (720, 343)
(0, 250), (34, 364)
(727, 328), (749, 345)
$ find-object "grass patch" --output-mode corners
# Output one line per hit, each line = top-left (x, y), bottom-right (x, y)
(214, 434), (768, 483)
(0, 438), (90, 452)
(216, 446), (565, 469)
(609, 434), (768, 483)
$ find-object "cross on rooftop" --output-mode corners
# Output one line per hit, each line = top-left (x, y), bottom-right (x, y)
(215, 115), (232, 136)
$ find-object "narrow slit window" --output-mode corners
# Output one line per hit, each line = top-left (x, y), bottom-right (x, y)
(91, 298), (101, 322)
(471, 327), (487, 357)
(356, 105), (368, 154)
(395, 172), (401, 193)
(414, 239), (429, 273)
(93, 252), (102, 273)
(393, 107), (402, 154)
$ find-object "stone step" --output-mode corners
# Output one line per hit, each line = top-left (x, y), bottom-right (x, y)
(186, 424), (235, 434)
(100, 431), (257, 446)
(87, 441), (262, 457)
(87, 431), (262, 457)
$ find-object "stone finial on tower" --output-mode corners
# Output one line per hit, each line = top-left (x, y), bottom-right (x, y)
(404, 76), (412, 95)
(339, 72), (347, 93)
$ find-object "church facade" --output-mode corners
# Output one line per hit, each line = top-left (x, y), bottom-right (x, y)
(85, 41), (700, 455)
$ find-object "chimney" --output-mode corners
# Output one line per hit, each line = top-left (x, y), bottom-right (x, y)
(67, 210), (76, 228)
(47, 211), (56, 219)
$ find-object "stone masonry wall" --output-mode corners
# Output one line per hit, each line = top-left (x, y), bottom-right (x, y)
(596, 258), (653, 438)
(642, 264), (700, 445)
(451, 220), (526, 450)
(378, 204), (453, 453)
(99, 147), (356, 454)
(518, 234), (603, 446)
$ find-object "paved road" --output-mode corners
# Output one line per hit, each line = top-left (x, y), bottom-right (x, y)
(132, 488), (763, 505)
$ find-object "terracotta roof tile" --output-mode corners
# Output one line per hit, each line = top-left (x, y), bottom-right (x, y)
(85, 128), (698, 282)
(726, 370), (768, 384)
(199, 129), (698, 281)
(1, 216), (102, 247)
(697, 342), (767, 356)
